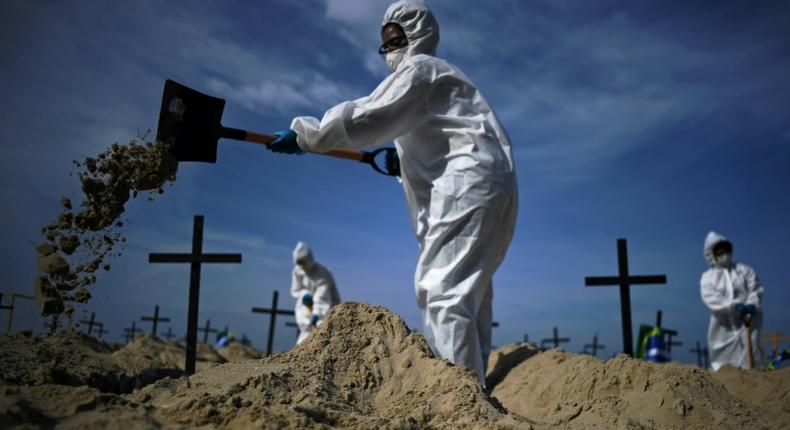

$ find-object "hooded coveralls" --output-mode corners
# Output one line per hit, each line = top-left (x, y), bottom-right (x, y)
(289, 1), (517, 384)
(291, 242), (341, 344)
(700, 231), (764, 370)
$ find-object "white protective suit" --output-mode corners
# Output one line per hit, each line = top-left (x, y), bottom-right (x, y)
(290, 0), (518, 385)
(291, 242), (341, 344)
(700, 231), (764, 370)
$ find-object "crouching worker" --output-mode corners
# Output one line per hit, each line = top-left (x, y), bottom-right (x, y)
(700, 231), (764, 370)
(291, 241), (341, 344)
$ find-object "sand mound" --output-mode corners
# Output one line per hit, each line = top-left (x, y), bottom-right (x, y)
(0, 331), (123, 392)
(112, 333), (226, 373)
(492, 349), (773, 429)
(124, 302), (530, 428)
(2, 302), (532, 428)
(0, 331), (230, 395)
(217, 343), (265, 362)
(486, 343), (539, 391)
(711, 365), (790, 425)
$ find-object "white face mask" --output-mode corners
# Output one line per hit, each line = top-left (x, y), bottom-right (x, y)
(715, 253), (733, 267)
(385, 49), (406, 72)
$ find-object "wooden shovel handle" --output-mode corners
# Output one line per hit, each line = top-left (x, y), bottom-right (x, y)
(244, 131), (364, 162)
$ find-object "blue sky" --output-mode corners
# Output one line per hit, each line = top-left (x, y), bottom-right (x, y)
(2, 0), (789, 365)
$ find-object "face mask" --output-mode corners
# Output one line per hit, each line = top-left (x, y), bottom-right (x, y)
(385, 49), (406, 72)
(715, 253), (732, 267)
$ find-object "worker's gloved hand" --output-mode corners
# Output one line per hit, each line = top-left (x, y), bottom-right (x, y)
(734, 303), (747, 316)
(744, 304), (758, 317)
(309, 314), (319, 327)
(268, 129), (304, 155)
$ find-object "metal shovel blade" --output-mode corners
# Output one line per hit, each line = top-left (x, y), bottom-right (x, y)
(156, 79), (225, 163)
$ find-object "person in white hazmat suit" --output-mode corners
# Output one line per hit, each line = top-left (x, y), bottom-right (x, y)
(268, 1), (517, 385)
(291, 242), (341, 344)
(700, 231), (764, 370)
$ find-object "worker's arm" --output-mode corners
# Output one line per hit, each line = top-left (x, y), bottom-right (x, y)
(291, 61), (432, 153)
(700, 271), (732, 315)
(742, 265), (764, 309)
(290, 269), (303, 299)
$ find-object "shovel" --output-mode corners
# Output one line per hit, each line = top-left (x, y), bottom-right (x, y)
(744, 314), (755, 369)
(155, 79), (399, 176)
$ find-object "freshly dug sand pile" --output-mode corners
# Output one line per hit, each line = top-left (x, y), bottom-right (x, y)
(486, 343), (539, 391)
(1, 302), (534, 429)
(0, 331), (229, 395)
(492, 349), (775, 429)
(112, 333), (226, 374)
(34, 137), (177, 317)
(711, 364), (790, 425)
(0, 331), (122, 392)
(217, 343), (265, 362)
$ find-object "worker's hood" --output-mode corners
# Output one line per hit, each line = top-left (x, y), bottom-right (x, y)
(703, 231), (732, 266)
(293, 241), (315, 266)
(382, 0), (439, 58)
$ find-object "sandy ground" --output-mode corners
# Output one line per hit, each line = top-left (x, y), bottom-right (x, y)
(2, 303), (788, 429)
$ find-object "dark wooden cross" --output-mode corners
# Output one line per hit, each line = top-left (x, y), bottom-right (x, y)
(239, 334), (251, 346)
(123, 320), (142, 343)
(583, 334), (606, 357)
(161, 327), (176, 341)
(95, 323), (109, 339)
(149, 215), (242, 375)
(690, 341), (705, 368)
(492, 321), (500, 328)
(2, 292), (35, 332)
(523, 333), (529, 344)
(655, 310), (682, 353)
(540, 327), (570, 350)
(585, 238), (667, 357)
(141, 305), (171, 337)
(80, 312), (99, 335)
(197, 318), (218, 343)
(251, 290), (295, 355)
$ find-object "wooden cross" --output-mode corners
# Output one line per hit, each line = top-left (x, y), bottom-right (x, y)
(523, 333), (529, 344)
(655, 310), (682, 353)
(149, 215), (242, 375)
(161, 327), (176, 341)
(239, 334), (251, 346)
(690, 341), (705, 368)
(251, 290), (295, 355)
(80, 312), (99, 335)
(583, 334), (606, 357)
(94, 323), (109, 339)
(197, 318), (218, 343)
(123, 320), (142, 343)
(492, 321), (500, 328)
(2, 292), (35, 332)
(585, 238), (667, 357)
(540, 327), (570, 350)
(141, 305), (171, 337)
(759, 331), (790, 358)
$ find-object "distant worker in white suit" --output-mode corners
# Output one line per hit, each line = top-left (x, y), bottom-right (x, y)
(291, 241), (341, 344)
(267, 1), (517, 386)
(700, 231), (764, 370)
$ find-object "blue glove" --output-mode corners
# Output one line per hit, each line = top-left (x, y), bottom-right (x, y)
(309, 314), (319, 326)
(268, 129), (303, 155)
(734, 303), (747, 315)
(302, 293), (314, 307)
(745, 304), (758, 316)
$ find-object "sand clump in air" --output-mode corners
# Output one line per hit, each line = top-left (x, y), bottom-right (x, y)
(33, 137), (177, 319)
(491, 348), (780, 429)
